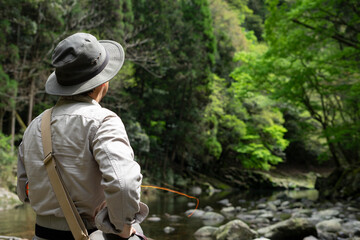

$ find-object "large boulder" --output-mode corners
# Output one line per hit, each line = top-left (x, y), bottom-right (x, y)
(0, 187), (22, 211)
(257, 218), (317, 240)
(342, 220), (360, 237)
(194, 226), (219, 239)
(311, 208), (340, 222)
(185, 209), (205, 218)
(316, 218), (342, 240)
(202, 212), (225, 225)
(214, 219), (257, 240)
(315, 167), (360, 199)
(316, 218), (342, 233)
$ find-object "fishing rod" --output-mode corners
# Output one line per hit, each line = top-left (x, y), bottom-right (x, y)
(26, 183), (200, 217)
(141, 185), (199, 217)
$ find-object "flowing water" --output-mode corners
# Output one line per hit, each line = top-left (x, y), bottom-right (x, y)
(0, 189), (321, 240)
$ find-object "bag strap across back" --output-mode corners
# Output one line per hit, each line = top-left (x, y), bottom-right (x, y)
(41, 108), (89, 240)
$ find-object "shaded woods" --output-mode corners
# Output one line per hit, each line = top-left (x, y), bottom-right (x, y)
(0, 0), (359, 199)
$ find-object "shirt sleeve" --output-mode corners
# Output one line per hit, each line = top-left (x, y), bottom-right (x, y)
(92, 114), (143, 234)
(17, 141), (28, 203)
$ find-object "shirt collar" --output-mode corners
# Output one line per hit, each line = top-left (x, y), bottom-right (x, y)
(56, 95), (101, 107)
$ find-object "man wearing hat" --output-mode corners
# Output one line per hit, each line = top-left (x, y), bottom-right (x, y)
(17, 33), (148, 239)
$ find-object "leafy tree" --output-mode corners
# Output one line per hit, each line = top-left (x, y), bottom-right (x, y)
(203, 72), (289, 171)
(243, 0), (266, 41)
(0, 132), (17, 189)
(225, 0), (266, 41)
(209, 0), (248, 79)
(127, 0), (217, 177)
(235, 0), (360, 168)
(0, 0), (136, 146)
(0, 66), (17, 132)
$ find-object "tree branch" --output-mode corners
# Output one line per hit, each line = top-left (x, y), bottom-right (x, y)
(292, 19), (360, 49)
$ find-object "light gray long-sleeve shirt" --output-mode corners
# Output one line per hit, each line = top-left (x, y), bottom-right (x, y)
(17, 95), (148, 234)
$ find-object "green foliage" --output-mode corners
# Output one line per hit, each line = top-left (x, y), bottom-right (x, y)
(236, 143), (282, 170)
(225, 0), (267, 41)
(0, 133), (14, 165)
(0, 66), (17, 110)
(218, 114), (247, 144)
(126, 120), (150, 156)
(4, 0), (357, 186)
(262, 124), (289, 150)
(0, 132), (17, 188)
(209, 0), (249, 78)
(233, 0), (360, 168)
(202, 73), (288, 171)
(205, 136), (223, 159)
(125, 0), (218, 176)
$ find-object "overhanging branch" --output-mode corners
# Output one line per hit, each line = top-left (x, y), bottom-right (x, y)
(292, 19), (360, 49)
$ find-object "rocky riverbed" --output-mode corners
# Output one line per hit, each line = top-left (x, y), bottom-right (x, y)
(1, 178), (360, 240)
(192, 193), (360, 240)
(145, 190), (360, 240)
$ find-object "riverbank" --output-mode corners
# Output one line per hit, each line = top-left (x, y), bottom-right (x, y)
(1, 186), (359, 239)
(187, 165), (329, 196)
(2, 166), (359, 240)
(191, 190), (360, 240)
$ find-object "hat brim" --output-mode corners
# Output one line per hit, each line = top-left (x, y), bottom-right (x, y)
(45, 40), (124, 96)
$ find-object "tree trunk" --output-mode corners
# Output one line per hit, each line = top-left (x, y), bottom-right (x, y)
(11, 107), (16, 154)
(10, 89), (17, 154)
(0, 109), (4, 132)
(321, 122), (349, 168)
(27, 78), (35, 125)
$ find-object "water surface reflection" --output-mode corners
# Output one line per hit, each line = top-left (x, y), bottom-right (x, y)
(0, 189), (320, 239)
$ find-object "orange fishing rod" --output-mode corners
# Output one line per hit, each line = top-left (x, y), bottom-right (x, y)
(26, 182), (199, 217)
(141, 185), (199, 217)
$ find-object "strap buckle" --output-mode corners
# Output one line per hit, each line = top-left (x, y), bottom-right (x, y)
(43, 152), (53, 165)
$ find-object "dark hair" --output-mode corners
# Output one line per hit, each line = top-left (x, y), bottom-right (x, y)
(81, 88), (96, 96)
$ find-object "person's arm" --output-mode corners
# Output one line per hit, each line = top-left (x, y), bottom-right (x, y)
(92, 113), (144, 235)
(17, 142), (29, 202)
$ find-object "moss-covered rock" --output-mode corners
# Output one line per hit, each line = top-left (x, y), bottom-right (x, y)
(214, 219), (257, 240)
(218, 167), (276, 190)
(194, 226), (218, 238)
(0, 187), (22, 211)
(315, 167), (360, 199)
(257, 218), (317, 240)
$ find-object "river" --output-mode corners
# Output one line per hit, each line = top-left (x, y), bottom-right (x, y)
(1, 188), (358, 240)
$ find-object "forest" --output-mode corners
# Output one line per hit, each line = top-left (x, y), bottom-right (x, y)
(0, 0), (359, 199)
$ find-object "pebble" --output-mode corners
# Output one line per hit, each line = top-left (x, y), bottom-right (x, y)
(147, 215), (161, 222)
(164, 226), (175, 234)
(217, 199), (231, 206)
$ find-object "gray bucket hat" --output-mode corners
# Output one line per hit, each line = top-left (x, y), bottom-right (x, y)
(45, 32), (124, 96)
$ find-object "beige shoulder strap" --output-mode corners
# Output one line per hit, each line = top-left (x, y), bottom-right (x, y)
(41, 108), (89, 240)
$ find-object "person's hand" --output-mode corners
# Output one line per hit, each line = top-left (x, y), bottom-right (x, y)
(118, 224), (136, 239)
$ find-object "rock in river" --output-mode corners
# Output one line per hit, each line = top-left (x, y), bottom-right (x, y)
(194, 226), (218, 239)
(146, 215), (161, 222)
(316, 218), (342, 233)
(164, 226), (175, 234)
(185, 209), (205, 218)
(202, 211), (225, 225)
(214, 219), (257, 240)
(257, 217), (317, 240)
(311, 208), (340, 221)
(0, 187), (22, 211)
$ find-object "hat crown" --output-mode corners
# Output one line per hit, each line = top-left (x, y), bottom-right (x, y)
(52, 33), (108, 86)
(45, 32), (125, 96)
